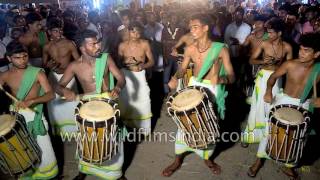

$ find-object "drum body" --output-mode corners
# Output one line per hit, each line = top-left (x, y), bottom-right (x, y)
(267, 104), (310, 164)
(167, 86), (219, 149)
(0, 113), (41, 176)
(75, 98), (120, 165)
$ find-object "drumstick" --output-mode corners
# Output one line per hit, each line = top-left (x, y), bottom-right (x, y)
(0, 84), (35, 112)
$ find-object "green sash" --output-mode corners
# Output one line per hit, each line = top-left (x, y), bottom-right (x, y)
(262, 33), (269, 41)
(300, 63), (320, 113)
(95, 53), (114, 94)
(16, 66), (46, 137)
(195, 42), (228, 119)
(39, 31), (46, 48)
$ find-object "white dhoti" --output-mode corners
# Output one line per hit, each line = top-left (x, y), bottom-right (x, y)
(18, 109), (58, 179)
(242, 69), (282, 144)
(47, 72), (79, 136)
(174, 77), (217, 159)
(118, 69), (152, 135)
(257, 93), (310, 167)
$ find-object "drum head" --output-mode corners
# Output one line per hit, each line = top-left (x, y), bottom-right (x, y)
(274, 107), (304, 125)
(79, 100), (114, 121)
(172, 89), (204, 111)
(0, 114), (16, 136)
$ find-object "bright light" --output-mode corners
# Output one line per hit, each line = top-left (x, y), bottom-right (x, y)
(93, 0), (101, 9)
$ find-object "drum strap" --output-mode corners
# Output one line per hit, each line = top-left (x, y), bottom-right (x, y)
(39, 31), (46, 48)
(16, 66), (46, 137)
(95, 53), (114, 94)
(195, 42), (228, 120)
(300, 62), (320, 112)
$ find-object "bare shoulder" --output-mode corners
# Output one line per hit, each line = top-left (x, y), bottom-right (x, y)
(119, 41), (127, 48)
(283, 41), (292, 51)
(140, 39), (150, 46)
(37, 70), (48, 80)
(219, 47), (229, 58)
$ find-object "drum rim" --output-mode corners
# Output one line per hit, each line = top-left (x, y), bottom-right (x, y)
(269, 104), (310, 126)
(75, 98), (119, 127)
(167, 86), (210, 112)
(0, 113), (26, 143)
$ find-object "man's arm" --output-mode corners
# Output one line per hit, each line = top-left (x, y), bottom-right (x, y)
(69, 41), (80, 61)
(142, 41), (155, 69)
(249, 42), (265, 65)
(42, 44), (49, 67)
(219, 47), (235, 84)
(264, 61), (289, 103)
(285, 43), (293, 60)
(107, 56), (125, 98)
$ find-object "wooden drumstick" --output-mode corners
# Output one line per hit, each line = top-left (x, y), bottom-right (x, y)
(0, 84), (35, 112)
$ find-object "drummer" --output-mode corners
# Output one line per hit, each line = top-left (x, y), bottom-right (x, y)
(56, 29), (126, 180)
(163, 13), (235, 177)
(0, 41), (58, 179)
(248, 32), (320, 179)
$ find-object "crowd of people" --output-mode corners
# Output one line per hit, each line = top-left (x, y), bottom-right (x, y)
(0, 0), (320, 180)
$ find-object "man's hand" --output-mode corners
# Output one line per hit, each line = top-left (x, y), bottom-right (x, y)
(168, 77), (178, 90)
(110, 87), (121, 99)
(264, 91), (273, 103)
(311, 98), (320, 108)
(17, 99), (34, 109)
(63, 89), (76, 101)
(170, 48), (178, 57)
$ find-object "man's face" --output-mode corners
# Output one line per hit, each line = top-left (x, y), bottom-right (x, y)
(189, 19), (207, 39)
(253, 20), (264, 31)
(234, 11), (243, 23)
(298, 45), (319, 62)
(29, 21), (42, 32)
(121, 15), (130, 27)
(129, 27), (141, 40)
(147, 14), (156, 25)
(305, 11), (315, 21)
(82, 37), (101, 57)
(279, 10), (287, 20)
(8, 52), (28, 69)
(286, 15), (297, 26)
(15, 17), (26, 27)
(267, 28), (280, 41)
(49, 28), (63, 39)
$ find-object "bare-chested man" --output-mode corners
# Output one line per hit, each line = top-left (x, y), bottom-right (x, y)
(0, 41), (58, 179)
(242, 18), (293, 146)
(57, 30), (126, 180)
(248, 33), (320, 179)
(19, 12), (47, 67)
(43, 18), (80, 136)
(163, 13), (235, 177)
(118, 21), (154, 135)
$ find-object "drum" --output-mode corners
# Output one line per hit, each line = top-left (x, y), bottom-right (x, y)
(267, 104), (310, 164)
(167, 86), (220, 149)
(75, 98), (120, 165)
(0, 113), (41, 176)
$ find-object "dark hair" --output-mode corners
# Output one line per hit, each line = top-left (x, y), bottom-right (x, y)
(74, 29), (97, 48)
(305, 6), (317, 14)
(25, 12), (42, 25)
(300, 33), (320, 52)
(128, 21), (144, 33)
(254, 15), (268, 22)
(235, 6), (245, 16)
(6, 41), (27, 57)
(279, 4), (291, 12)
(189, 13), (213, 27)
(47, 18), (62, 30)
(119, 9), (131, 18)
(266, 18), (285, 33)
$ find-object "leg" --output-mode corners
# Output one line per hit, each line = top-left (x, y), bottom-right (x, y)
(73, 172), (86, 180)
(162, 154), (185, 177)
(247, 158), (265, 177)
(204, 159), (221, 175)
(281, 167), (299, 180)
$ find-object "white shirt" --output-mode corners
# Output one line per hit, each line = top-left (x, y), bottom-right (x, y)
(224, 21), (251, 57)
